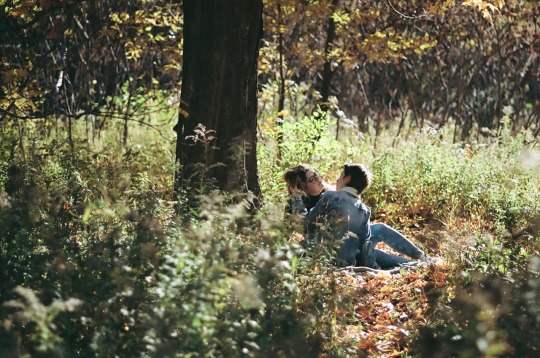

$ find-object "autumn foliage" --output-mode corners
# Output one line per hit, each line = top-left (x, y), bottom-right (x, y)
(1, 0), (539, 356)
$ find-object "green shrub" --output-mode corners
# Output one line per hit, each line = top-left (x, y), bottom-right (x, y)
(0, 117), (339, 356)
(1, 93), (540, 356)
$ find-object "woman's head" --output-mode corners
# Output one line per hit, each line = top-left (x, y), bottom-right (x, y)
(284, 164), (325, 196)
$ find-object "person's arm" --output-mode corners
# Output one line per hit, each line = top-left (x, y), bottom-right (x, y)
(290, 195), (308, 216)
(355, 206), (379, 268)
(302, 194), (332, 242)
(357, 205), (371, 243)
(288, 183), (309, 216)
(304, 194), (330, 222)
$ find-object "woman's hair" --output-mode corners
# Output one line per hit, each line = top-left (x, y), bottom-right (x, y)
(283, 164), (311, 191)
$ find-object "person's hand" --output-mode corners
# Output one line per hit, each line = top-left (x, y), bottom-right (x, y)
(287, 183), (300, 196)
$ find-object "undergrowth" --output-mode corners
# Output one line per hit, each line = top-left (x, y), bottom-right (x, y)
(0, 103), (539, 356)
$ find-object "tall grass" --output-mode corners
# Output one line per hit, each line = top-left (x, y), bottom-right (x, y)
(0, 93), (539, 356)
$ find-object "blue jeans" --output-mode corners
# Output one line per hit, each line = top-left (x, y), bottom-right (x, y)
(370, 223), (424, 269)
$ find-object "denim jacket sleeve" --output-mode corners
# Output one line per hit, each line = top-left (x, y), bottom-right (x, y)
(300, 193), (337, 259)
(290, 195), (308, 216)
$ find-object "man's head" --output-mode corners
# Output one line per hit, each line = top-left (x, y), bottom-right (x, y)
(284, 164), (323, 195)
(336, 163), (372, 194)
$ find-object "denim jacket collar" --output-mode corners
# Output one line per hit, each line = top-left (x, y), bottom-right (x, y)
(339, 186), (360, 198)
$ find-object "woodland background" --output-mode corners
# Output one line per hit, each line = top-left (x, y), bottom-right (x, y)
(1, 0), (539, 357)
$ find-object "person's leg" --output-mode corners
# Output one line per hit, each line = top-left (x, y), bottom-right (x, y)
(370, 223), (424, 259)
(375, 249), (412, 269)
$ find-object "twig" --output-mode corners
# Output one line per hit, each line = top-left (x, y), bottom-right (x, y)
(386, 0), (415, 20)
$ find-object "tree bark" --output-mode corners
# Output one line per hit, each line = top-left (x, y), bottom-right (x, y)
(320, 0), (339, 113)
(175, 0), (263, 201)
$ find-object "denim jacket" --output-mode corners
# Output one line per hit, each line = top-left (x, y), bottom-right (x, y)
(291, 188), (373, 267)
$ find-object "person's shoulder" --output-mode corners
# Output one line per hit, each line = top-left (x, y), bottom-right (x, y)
(311, 191), (337, 208)
(319, 190), (339, 199)
(357, 200), (371, 214)
(334, 190), (357, 200)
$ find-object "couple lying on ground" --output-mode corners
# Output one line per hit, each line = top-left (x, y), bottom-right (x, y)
(284, 163), (435, 269)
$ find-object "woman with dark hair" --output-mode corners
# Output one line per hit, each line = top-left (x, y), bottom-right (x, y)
(285, 164), (429, 268)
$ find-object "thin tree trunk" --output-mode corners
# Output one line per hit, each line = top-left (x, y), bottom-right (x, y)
(277, 2), (285, 161)
(320, 0), (339, 113)
(16, 119), (26, 163)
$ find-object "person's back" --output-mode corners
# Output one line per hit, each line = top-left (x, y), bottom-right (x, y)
(291, 163), (378, 268)
(303, 190), (372, 266)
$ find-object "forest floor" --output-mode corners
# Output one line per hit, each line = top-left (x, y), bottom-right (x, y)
(332, 218), (456, 357)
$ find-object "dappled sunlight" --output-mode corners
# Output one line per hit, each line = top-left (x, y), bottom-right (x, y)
(330, 264), (450, 356)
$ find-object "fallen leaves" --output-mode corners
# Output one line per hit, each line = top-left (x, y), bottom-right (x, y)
(332, 264), (450, 357)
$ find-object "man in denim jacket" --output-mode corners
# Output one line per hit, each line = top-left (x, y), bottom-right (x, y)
(290, 163), (379, 268)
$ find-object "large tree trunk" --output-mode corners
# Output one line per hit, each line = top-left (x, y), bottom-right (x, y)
(175, 0), (262, 201)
